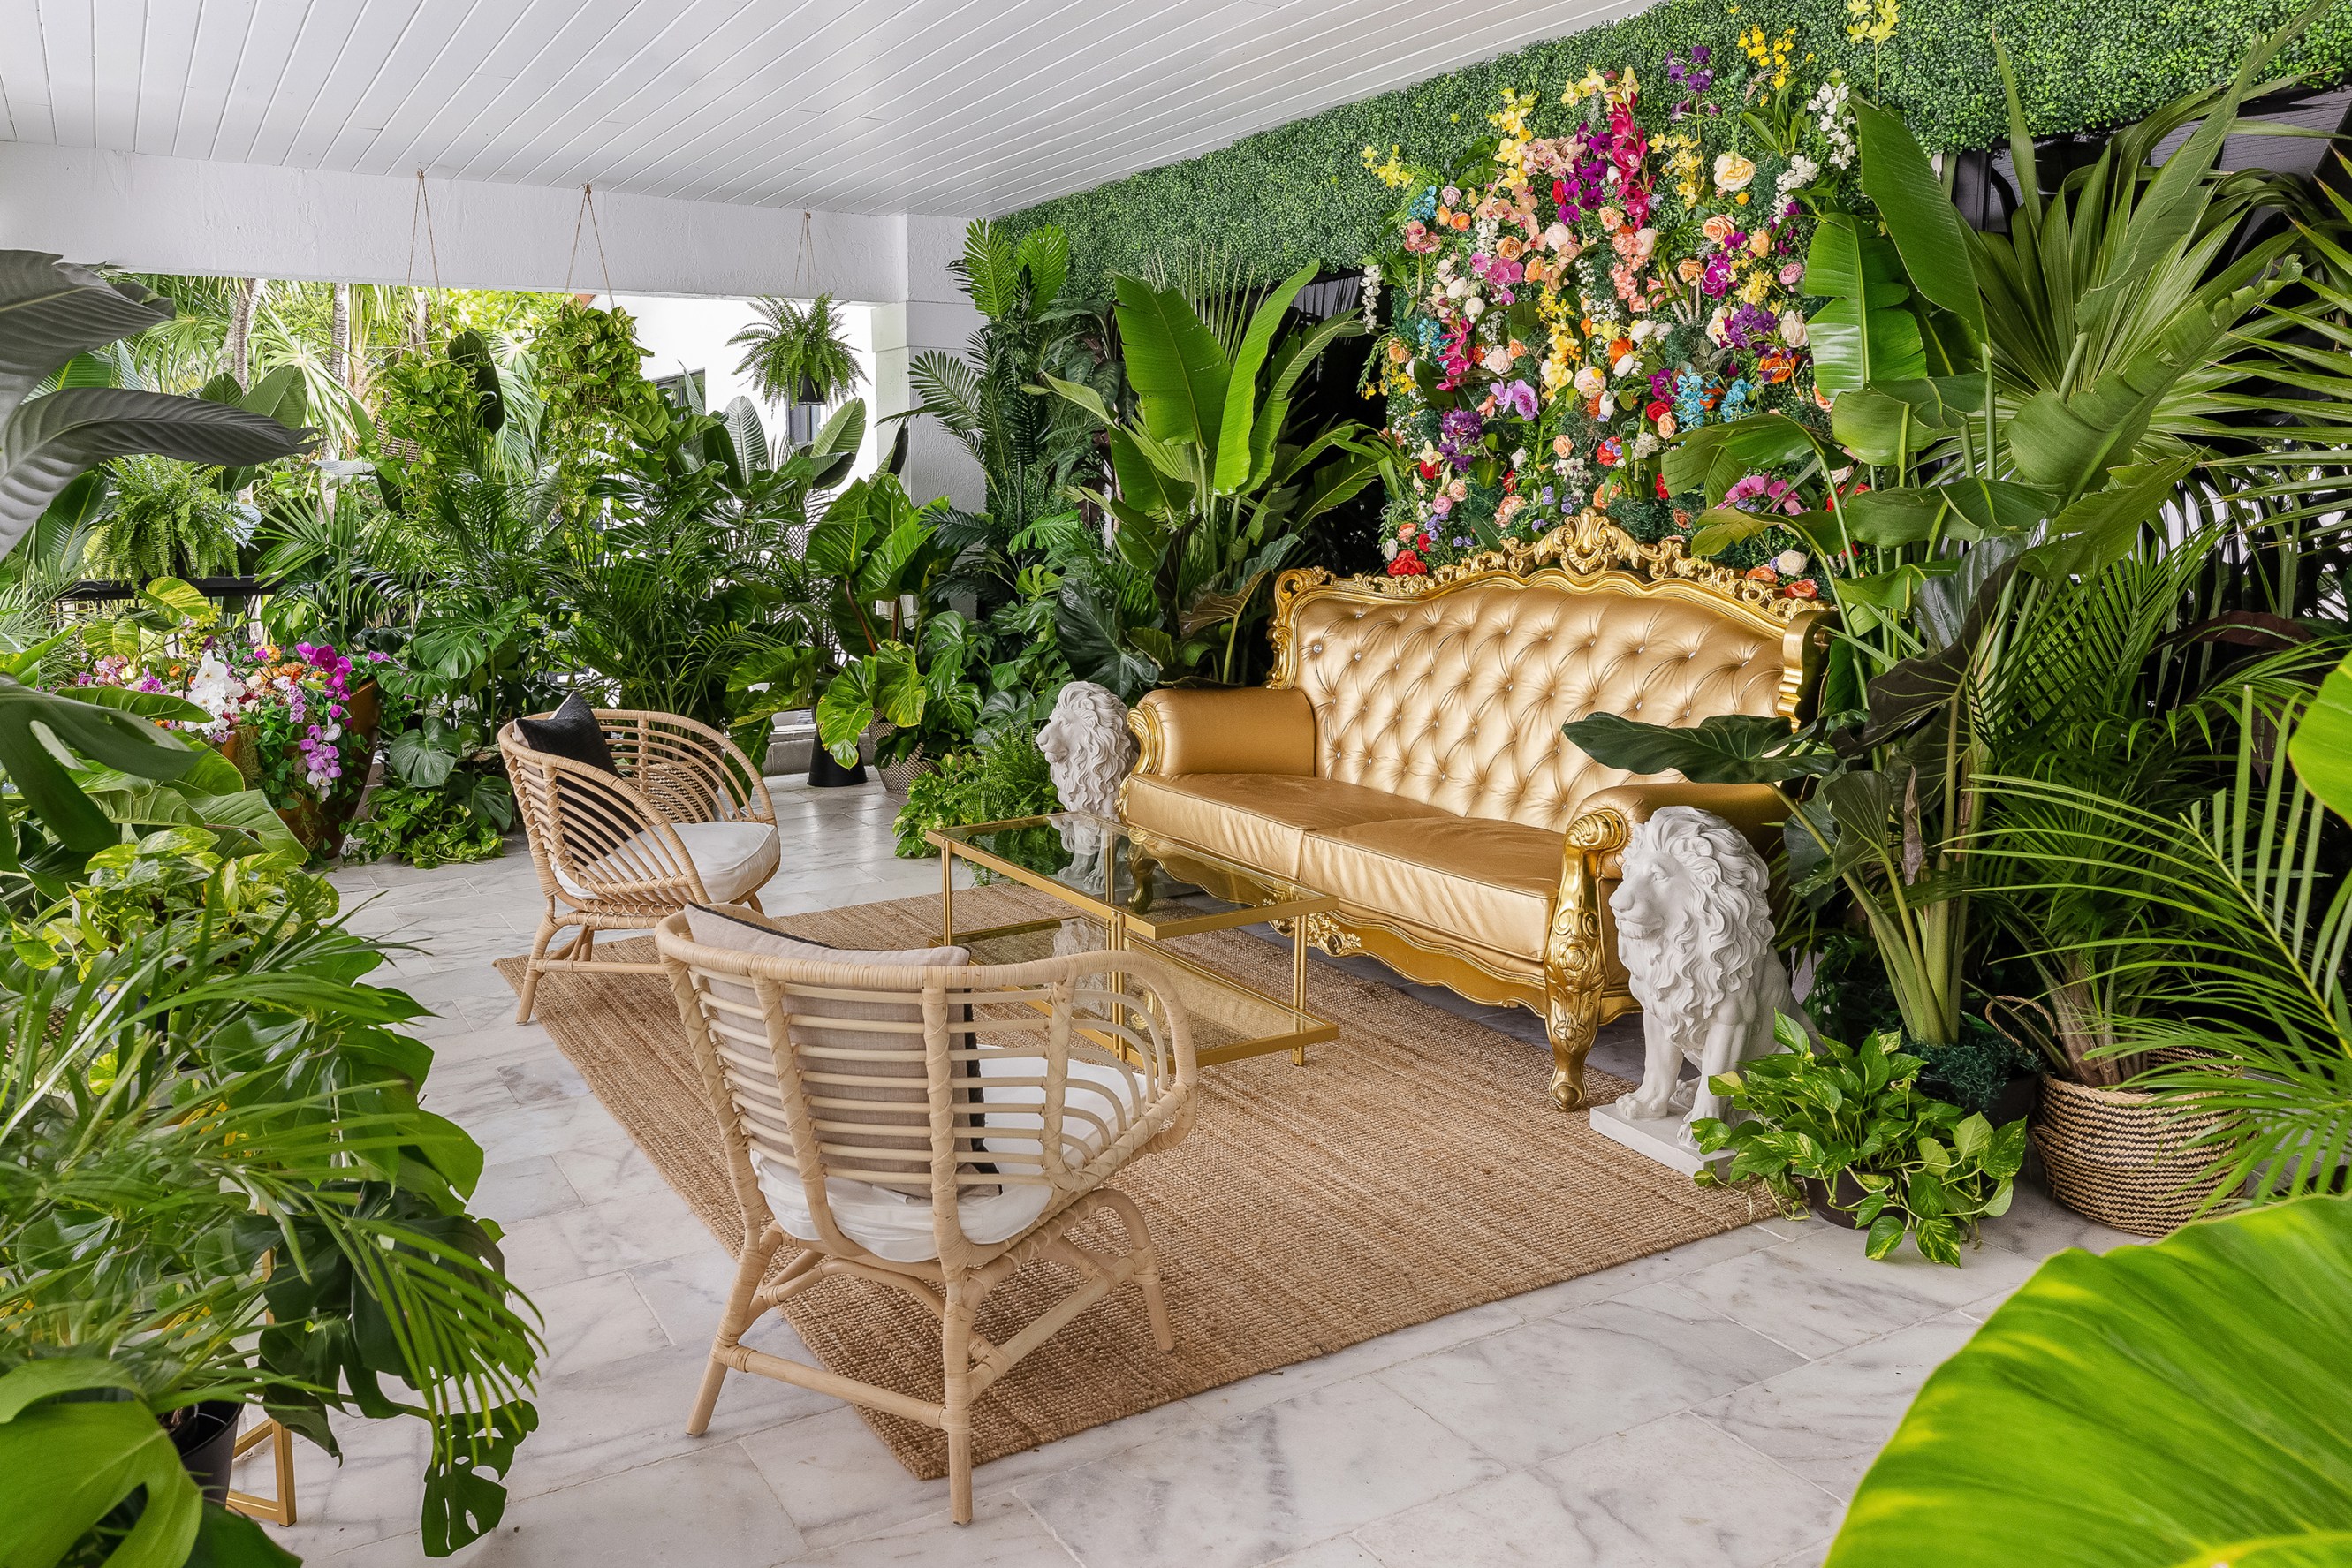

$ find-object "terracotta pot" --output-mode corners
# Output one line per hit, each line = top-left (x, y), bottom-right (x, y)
(216, 678), (384, 855)
(2031, 1076), (2231, 1238)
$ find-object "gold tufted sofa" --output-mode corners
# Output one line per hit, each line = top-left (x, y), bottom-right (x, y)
(1118, 514), (1830, 1110)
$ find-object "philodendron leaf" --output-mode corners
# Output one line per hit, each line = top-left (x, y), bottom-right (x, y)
(1828, 1193), (2352, 1566)
(1563, 712), (1835, 784)
(2290, 651), (2352, 823)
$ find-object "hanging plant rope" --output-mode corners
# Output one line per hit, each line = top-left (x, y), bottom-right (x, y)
(565, 183), (618, 303)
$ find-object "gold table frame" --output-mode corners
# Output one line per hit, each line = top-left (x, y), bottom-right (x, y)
(927, 812), (1340, 1068)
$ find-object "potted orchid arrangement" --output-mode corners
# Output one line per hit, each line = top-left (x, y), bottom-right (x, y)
(73, 581), (386, 851)
(1359, 37), (1862, 593)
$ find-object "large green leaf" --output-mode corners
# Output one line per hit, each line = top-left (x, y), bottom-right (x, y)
(1804, 216), (1926, 395)
(1854, 98), (1986, 344)
(1246, 312), (1365, 490)
(1054, 579), (1159, 703)
(1113, 274), (1230, 449)
(0, 386), (308, 557)
(1562, 712), (1833, 784)
(0, 676), (209, 849)
(0, 1360), (203, 1568)
(0, 254), (171, 419)
(2289, 651), (2352, 823)
(1214, 262), (1317, 495)
(1013, 226), (1070, 312)
(2024, 457), (2196, 579)
(1829, 1195), (2352, 1567)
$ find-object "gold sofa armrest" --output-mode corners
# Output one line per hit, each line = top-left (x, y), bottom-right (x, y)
(1569, 782), (1789, 874)
(1129, 686), (1316, 777)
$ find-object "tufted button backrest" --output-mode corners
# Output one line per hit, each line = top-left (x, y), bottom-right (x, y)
(1286, 579), (1788, 833)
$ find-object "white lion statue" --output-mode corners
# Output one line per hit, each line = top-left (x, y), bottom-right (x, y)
(1036, 681), (1134, 820)
(1608, 807), (1808, 1137)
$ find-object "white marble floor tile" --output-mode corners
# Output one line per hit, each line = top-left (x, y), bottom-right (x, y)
(314, 1445), (805, 1568)
(789, 1494), (1080, 1567)
(1374, 1285), (1803, 1469)
(1016, 1375), (1506, 1568)
(1353, 1413), (1843, 1568)
(497, 1185), (714, 1292)
(742, 1392), (1208, 1549)
(474, 1155), (588, 1226)
(1661, 1223), (2038, 1359)
(528, 1270), (676, 1381)
(1976, 1182), (2140, 1261)
(1694, 1315), (1979, 1492)
(1263, 1538), (1387, 1568)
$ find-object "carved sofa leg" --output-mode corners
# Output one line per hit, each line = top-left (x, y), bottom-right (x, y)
(1544, 808), (1630, 1112)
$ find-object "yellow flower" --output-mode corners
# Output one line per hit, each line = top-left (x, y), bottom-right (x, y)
(1847, 0), (1898, 46)
(1361, 144), (1416, 189)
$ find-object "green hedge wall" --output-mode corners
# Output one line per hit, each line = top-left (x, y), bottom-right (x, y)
(1002, 0), (2352, 299)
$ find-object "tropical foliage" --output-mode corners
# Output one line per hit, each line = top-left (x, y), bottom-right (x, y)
(730, 292), (862, 405)
(1829, 1194), (2352, 1564)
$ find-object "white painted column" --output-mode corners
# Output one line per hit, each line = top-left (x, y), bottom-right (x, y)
(872, 214), (985, 513)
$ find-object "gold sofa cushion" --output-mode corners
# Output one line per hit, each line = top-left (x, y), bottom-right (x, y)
(1121, 771), (1450, 882)
(1288, 579), (1789, 833)
(1295, 816), (1564, 972)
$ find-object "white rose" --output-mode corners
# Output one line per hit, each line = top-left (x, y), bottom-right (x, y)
(1463, 294), (1487, 319)
(1779, 309), (1809, 347)
(1482, 345), (1514, 373)
(1775, 549), (1810, 576)
(1544, 222), (1575, 252)
(1597, 392), (1616, 419)
(1573, 366), (1605, 398)
(1612, 352), (1640, 377)
(1445, 276), (1468, 299)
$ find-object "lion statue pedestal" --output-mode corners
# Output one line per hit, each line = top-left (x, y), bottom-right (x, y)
(1588, 807), (1809, 1176)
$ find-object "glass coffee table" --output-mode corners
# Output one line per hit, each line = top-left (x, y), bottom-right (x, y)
(927, 813), (1339, 1068)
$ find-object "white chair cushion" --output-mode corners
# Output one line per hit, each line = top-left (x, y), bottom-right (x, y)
(750, 1052), (1142, 1263)
(556, 819), (779, 904)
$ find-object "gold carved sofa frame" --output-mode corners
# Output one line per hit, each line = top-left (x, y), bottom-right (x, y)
(1117, 512), (1830, 1110)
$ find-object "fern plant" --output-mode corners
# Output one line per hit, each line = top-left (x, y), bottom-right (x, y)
(80, 456), (246, 583)
(730, 293), (861, 405)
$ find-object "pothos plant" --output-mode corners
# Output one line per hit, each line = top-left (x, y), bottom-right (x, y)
(1694, 1014), (2027, 1263)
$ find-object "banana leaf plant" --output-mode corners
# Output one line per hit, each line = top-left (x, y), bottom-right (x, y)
(1046, 261), (1380, 683)
(1829, 1194), (2352, 1564)
(806, 472), (952, 657)
(0, 252), (309, 852)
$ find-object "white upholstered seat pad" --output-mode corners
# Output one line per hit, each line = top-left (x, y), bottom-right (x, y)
(750, 1053), (1143, 1264)
(555, 818), (779, 904)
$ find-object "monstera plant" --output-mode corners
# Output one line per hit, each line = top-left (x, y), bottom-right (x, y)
(0, 253), (309, 852)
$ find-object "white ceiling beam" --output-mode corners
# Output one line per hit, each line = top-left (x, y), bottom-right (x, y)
(0, 141), (913, 301)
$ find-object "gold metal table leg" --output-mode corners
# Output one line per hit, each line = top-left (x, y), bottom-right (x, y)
(226, 1417), (296, 1526)
(1290, 917), (1310, 1065)
(939, 845), (955, 944)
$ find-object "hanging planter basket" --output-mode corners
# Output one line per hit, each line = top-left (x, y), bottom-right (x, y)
(2030, 1076), (2234, 1238)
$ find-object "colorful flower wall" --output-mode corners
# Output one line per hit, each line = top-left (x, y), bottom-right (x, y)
(1361, 42), (1869, 596)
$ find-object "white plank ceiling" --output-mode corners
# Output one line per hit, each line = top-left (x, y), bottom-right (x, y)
(0, 0), (1638, 216)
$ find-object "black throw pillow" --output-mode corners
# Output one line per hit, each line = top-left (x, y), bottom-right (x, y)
(516, 694), (618, 776)
(687, 903), (834, 946)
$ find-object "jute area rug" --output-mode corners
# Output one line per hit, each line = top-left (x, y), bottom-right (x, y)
(494, 886), (1758, 1479)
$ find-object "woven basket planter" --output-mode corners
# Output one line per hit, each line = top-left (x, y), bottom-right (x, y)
(2031, 1076), (2231, 1238)
(876, 745), (935, 797)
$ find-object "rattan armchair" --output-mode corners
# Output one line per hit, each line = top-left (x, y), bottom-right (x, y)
(652, 911), (1198, 1523)
(501, 708), (779, 1023)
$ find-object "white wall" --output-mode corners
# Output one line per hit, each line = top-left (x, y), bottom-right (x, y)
(870, 214), (985, 512)
(613, 294), (883, 481)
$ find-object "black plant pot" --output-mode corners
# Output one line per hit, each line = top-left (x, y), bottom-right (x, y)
(169, 1400), (243, 1505)
(1802, 1171), (1871, 1230)
(794, 374), (825, 405)
(807, 747), (865, 787)
(1988, 1071), (2041, 1128)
